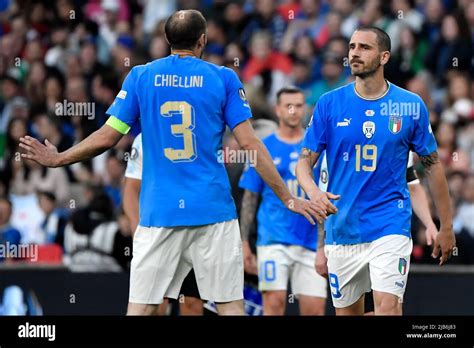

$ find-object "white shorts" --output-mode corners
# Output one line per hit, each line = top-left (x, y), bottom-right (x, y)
(257, 244), (327, 298)
(324, 234), (413, 308)
(129, 219), (243, 304)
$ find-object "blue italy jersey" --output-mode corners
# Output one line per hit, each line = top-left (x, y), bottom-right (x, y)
(303, 81), (437, 245)
(106, 55), (252, 227)
(239, 133), (317, 251)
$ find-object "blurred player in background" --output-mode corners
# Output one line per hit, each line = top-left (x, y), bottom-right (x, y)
(239, 86), (327, 315)
(122, 133), (203, 315)
(296, 27), (456, 315)
(19, 9), (322, 316)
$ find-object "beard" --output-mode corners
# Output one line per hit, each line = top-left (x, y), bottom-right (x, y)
(351, 58), (381, 78)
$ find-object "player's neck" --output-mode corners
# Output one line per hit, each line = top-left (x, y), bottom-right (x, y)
(171, 49), (198, 58)
(354, 73), (388, 100)
(277, 127), (303, 143)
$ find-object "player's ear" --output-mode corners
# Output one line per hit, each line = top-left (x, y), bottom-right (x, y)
(380, 51), (390, 66)
(198, 33), (207, 48)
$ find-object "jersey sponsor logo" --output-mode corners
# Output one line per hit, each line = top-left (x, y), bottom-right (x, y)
(362, 121), (375, 138)
(365, 109), (375, 116)
(398, 258), (407, 275)
(117, 90), (127, 99)
(336, 118), (351, 127)
(290, 151), (299, 160)
(389, 114), (403, 134)
(273, 157), (281, 165)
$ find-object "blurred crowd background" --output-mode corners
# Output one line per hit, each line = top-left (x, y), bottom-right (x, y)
(0, 0), (473, 271)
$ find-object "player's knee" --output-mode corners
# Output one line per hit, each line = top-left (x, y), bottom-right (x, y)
(300, 302), (326, 315)
(375, 296), (402, 315)
(263, 292), (286, 315)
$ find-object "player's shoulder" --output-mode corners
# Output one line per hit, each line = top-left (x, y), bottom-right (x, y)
(317, 82), (354, 105)
(388, 81), (424, 102)
(262, 132), (278, 146)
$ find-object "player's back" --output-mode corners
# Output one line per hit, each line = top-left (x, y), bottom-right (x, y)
(127, 56), (251, 227)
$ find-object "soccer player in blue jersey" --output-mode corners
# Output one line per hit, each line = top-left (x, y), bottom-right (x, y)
(239, 87), (327, 315)
(296, 27), (456, 315)
(19, 10), (321, 316)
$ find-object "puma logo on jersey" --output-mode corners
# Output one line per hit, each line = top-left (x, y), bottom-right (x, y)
(337, 118), (351, 127)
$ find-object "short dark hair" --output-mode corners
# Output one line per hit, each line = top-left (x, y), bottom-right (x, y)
(355, 26), (391, 53)
(164, 10), (207, 50)
(276, 86), (304, 103)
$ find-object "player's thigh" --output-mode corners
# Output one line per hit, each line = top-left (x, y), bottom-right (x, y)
(178, 270), (203, 316)
(190, 219), (244, 303)
(129, 226), (189, 305)
(290, 246), (327, 299)
(325, 243), (371, 310)
(368, 234), (413, 312)
(257, 244), (291, 293)
(335, 294), (365, 316)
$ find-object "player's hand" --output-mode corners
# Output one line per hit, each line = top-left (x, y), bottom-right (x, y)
(309, 190), (340, 219)
(315, 247), (328, 278)
(424, 223), (438, 247)
(242, 240), (258, 275)
(432, 226), (456, 266)
(19, 136), (60, 167)
(287, 197), (326, 224)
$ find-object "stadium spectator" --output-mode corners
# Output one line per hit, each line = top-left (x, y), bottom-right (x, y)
(37, 190), (68, 247)
(63, 187), (132, 272)
(424, 11), (472, 84)
(243, 30), (292, 105)
(0, 197), (22, 262)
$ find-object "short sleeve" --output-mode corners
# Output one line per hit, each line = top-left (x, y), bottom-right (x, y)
(106, 68), (140, 134)
(125, 134), (142, 180)
(223, 68), (253, 129)
(238, 163), (263, 194)
(410, 100), (437, 156)
(302, 97), (328, 153)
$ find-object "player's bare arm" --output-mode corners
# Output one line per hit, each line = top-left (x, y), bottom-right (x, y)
(296, 147), (340, 219)
(315, 222), (328, 278)
(239, 190), (259, 275)
(19, 124), (123, 167)
(418, 151), (456, 265)
(409, 183), (438, 246)
(233, 120), (321, 225)
(123, 177), (141, 234)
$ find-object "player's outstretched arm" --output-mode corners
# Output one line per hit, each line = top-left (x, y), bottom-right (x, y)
(419, 151), (456, 265)
(295, 148), (340, 218)
(19, 124), (123, 167)
(232, 120), (322, 224)
(409, 183), (438, 246)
